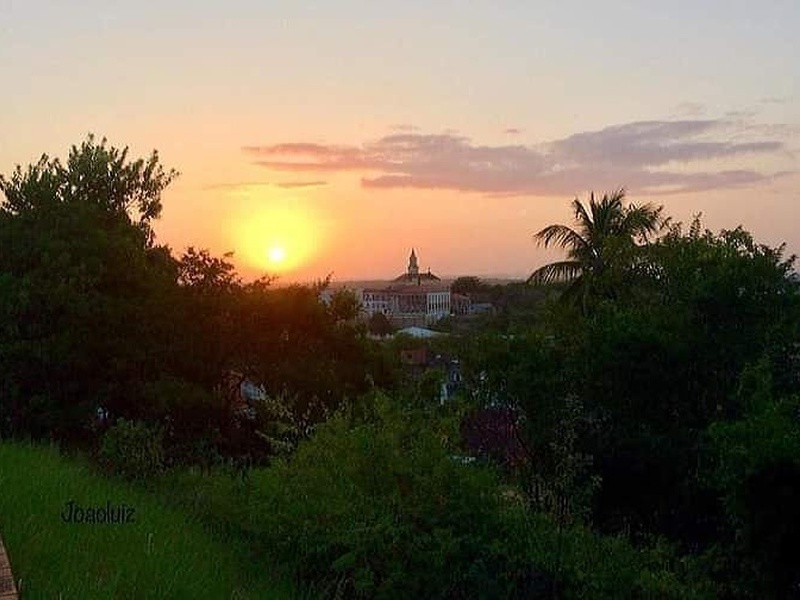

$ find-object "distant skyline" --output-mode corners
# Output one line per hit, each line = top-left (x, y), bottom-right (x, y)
(2, 1), (798, 282)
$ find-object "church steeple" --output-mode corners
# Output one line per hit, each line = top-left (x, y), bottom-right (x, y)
(407, 248), (419, 277)
(392, 248), (440, 283)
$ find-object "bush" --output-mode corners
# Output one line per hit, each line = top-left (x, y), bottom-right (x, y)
(705, 376), (800, 596)
(99, 418), (164, 480)
(250, 397), (508, 597)
(160, 396), (711, 598)
(140, 376), (224, 468)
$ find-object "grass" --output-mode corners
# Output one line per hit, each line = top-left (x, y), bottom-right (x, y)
(0, 441), (294, 599)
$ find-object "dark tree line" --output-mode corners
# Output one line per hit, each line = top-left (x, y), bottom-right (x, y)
(0, 136), (384, 465)
(459, 191), (800, 597)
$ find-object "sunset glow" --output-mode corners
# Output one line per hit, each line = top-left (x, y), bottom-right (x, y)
(229, 190), (323, 276)
(1, 2), (798, 282)
(268, 245), (287, 265)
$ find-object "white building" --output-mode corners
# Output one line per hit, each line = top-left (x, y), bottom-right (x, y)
(359, 249), (451, 327)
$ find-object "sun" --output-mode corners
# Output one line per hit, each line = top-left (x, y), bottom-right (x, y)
(229, 192), (324, 276)
(268, 245), (287, 264)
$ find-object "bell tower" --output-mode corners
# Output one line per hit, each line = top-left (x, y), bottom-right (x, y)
(407, 248), (419, 278)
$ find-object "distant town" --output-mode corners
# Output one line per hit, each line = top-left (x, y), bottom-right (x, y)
(322, 249), (503, 329)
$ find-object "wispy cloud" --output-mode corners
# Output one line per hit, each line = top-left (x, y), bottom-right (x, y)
(725, 109), (758, 119)
(275, 180), (327, 189)
(390, 124), (419, 133)
(243, 117), (793, 196)
(202, 180), (327, 191)
(504, 127), (523, 135)
(760, 96), (793, 105)
(672, 102), (706, 117)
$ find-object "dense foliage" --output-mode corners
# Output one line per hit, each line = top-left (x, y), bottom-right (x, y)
(0, 136), (381, 464)
(460, 196), (800, 597)
(160, 398), (709, 598)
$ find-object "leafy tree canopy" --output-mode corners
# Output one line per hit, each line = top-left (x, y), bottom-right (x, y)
(529, 189), (666, 312)
(0, 134), (178, 242)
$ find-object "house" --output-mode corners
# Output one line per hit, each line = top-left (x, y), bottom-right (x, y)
(397, 342), (463, 404)
(451, 293), (472, 316)
(400, 346), (429, 366)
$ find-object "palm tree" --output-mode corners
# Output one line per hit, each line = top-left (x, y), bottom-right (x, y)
(528, 189), (664, 311)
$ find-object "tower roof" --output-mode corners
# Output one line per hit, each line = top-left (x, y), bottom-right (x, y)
(393, 248), (439, 283)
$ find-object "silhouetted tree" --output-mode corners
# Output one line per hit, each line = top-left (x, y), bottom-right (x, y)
(368, 312), (394, 337)
(0, 135), (179, 440)
(528, 189), (665, 312)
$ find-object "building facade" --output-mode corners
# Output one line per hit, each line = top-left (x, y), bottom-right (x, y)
(359, 249), (451, 327)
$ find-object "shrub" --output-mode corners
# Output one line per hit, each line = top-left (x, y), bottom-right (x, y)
(140, 376), (224, 468)
(162, 396), (711, 598)
(99, 418), (164, 480)
(250, 398), (509, 597)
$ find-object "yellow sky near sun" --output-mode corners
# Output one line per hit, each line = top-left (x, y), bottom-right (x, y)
(222, 185), (330, 278)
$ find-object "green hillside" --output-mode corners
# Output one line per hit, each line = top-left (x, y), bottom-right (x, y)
(0, 442), (292, 599)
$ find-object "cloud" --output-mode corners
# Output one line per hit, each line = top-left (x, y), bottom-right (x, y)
(275, 180), (327, 189)
(202, 180), (327, 191)
(672, 102), (706, 117)
(548, 120), (781, 168)
(390, 124), (419, 133)
(504, 128), (523, 135)
(760, 96), (793, 105)
(243, 117), (793, 196)
(725, 109), (758, 119)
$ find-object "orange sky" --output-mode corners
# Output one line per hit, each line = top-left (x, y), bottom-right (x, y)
(2, 2), (798, 283)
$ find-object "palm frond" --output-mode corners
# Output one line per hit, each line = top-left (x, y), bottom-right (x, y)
(572, 198), (594, 239)
(560, 274), (590, 311)
(534, 224), (589, 254)
(590, 191), (625, 239)
(528, 261), (583, 286)
(606, 188), (627, 203)
(621, 202), (666, 241)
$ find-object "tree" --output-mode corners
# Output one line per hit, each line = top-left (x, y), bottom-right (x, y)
(451, 276), (489, 296)
(528, 189), (665, 312)
(177, 247), (240, 291)
(578, 217), (800, 545)
(328, 288), (362, 323)
(171, 248), (244, 391)
(368, 312), (394, 337)
(0, 134), (178, 243)
(0, 136), (180, 440)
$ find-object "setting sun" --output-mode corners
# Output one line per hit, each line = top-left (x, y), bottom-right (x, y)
(227, 188), (325, 278)
(268, 245), (287, 264)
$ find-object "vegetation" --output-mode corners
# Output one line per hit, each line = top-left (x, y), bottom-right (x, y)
(98, 419), (166, 481)
(528, 189), (665, 312)
(0, 442), (291, 598)
(2, 138), (798, 597)
(155, 398), (710, 598)
(0, 136), (378, 459)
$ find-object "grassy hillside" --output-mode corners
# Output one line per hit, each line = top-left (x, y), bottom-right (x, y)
(0, 441), (292, 599)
